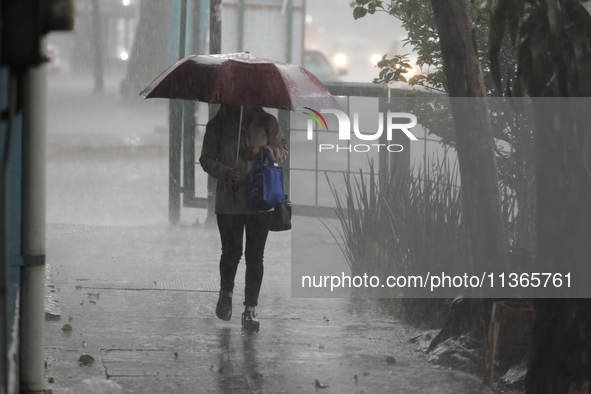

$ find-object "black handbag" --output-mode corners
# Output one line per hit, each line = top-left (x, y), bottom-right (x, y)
(270, 195), (291, 231)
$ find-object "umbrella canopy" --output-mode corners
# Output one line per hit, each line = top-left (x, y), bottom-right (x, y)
(140, 52), (341, 111)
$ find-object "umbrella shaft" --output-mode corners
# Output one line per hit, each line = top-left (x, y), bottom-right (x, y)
(235, 105), (243, 168)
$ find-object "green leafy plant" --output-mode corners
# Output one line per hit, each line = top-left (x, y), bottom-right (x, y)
(327, 159), (468, 326)
(490, 0), (591, 97)
(373, 54), (414, 84)
(350, 1), (537, 250)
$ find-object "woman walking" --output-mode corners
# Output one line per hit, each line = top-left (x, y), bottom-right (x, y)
(199, 104), (288, 332)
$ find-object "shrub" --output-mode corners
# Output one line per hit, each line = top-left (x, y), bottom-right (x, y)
(327, 159), (468, 327)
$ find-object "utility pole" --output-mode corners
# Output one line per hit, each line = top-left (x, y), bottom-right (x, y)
(0, 1), (74, 392)
(20, 43), (48, 393)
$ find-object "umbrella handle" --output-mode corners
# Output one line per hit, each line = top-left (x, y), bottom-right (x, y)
(231, 180), (238, 205)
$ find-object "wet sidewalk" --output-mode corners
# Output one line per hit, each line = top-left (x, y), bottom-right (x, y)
(44, 70), (491, 393)
(44, 220), (492, 394)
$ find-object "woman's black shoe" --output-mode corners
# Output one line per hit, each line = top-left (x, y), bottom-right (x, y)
(215, 291), (232, 321)
(241, 310), (260, 332)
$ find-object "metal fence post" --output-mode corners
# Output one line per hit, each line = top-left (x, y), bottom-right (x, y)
(285, 0), (293, 63)
(378, 96), (389, 190)
(182, 0), (198, 210)
(169, 0), (188, 225)
(237, 0), (244, 52)
(182, 100), (195, 208)
(385, 93), (411, 189)
(205, 0), (222, 225)
(169, 100), (182, 225)
(278, 110), (291, 196)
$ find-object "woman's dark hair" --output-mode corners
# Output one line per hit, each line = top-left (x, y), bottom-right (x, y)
(218, 104), (241, 119)
(211, 104), (265, 128)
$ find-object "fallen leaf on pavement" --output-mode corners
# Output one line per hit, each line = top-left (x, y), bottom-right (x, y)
(78, 354), (95, 366)
(314, 379), (329, 389)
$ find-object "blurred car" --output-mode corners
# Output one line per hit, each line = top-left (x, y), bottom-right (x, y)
(327, 37), (384, 83)
(47, 45), (62, 74)
(304, 49), (345, 82)
(328, 36), (419, 84)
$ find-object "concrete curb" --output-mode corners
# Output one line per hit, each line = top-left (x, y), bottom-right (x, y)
(45, 264), (61, 321)
(47, 144), (171, 160)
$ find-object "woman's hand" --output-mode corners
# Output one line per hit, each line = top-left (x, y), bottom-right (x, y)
(242, 146), (260, 160)
(226, 169), (241, 184)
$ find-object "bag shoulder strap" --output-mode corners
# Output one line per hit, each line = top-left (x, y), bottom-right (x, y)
(259, 113), (274, 165)
(263, 113), (271, 143)
(259, 146), (275, 166)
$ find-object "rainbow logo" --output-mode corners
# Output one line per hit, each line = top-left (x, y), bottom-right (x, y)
(303, 107), (328, 130)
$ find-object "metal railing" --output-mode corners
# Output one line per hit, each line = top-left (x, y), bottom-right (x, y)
(170, 82), (446, 220)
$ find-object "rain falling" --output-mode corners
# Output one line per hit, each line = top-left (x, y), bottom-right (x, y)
(2, 1), (591, 393)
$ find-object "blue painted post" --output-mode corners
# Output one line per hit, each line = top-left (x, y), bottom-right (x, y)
(0, 67), (23, 394)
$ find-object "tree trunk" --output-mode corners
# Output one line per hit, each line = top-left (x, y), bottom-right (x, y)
(511, 116), (536, 250)
(120, 0), (172, 99)
(427, 0), (509, 344)
(91, 0), (104, 94)
(525, 100), (591, 393)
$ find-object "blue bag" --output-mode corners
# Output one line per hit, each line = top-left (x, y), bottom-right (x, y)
(246, 149), (285, 211)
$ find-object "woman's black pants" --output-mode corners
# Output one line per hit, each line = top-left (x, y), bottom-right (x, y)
(216, 212), (273, 307)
